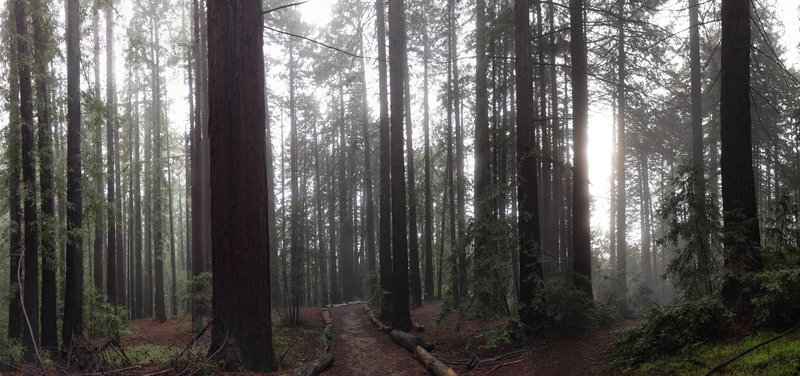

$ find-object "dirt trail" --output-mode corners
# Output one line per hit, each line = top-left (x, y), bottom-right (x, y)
(324, 304), (426, 376)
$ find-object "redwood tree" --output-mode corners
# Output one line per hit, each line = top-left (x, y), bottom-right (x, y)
(207, 0), (276, 370)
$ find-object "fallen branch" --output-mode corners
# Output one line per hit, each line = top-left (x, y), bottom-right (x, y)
(363, 304), (392, 333)
(703, 324), (800, 376)
(390, 330), (435, 352)
(283, 353), (334, 376)
(413, 345), (459, 376)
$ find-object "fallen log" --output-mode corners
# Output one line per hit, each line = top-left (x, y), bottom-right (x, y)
(414, 346), (459, 376)
(390, 329), (435, 352)
(364, 304), (392, 333)
(285, 353), (334, 376)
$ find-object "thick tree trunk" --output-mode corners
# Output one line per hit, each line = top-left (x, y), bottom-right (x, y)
(6, 14), (23, 342)
(388, 0), (412, 332)
(16, 0), (41, 357)
(515, 0), (544, 327)
(207, 0), (276, 370)
(376, 0), (393, 319)
(31, 0), (58, 350)
(63, 0), (85, 350)
(719, 0), (762, 318)
(570, 0), (592, 297)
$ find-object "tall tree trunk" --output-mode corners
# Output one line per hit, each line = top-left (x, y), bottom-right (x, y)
(16, 0), (40, 358)
(719, 0), (762, 319)
(63, 0), (85, 350)
(359, 37), (376, 276)
(152, 18), (166, 323)
(570, 0), (592, 297)
(515, 0), (544, 327)
(168, 137), (178, 316)
(92, 3), (104, 293)
(639, 153), (653, 288)
(265, 66), (281, 309)
(473, 0), (493, 310)
(453, 0), (466, 305)
(190, 0), (204, 328)
(422, 7), (434, 302)
(404, 48), (422, 309)
(289, 44), (303, 321)
(339, 82), (355, 302)
(207, 0), (276, 370)
(615, 0), (627, 299)
(388, 0), (412, 332)
(328, 165), (339, 304)
(105, 2), (118, 306)
(314, 122), (328, 306)
(6, 14), (23, 342)
(376, 0), (393, 318)
(32, 0), (58, 349)
(134, 80), (144, 319)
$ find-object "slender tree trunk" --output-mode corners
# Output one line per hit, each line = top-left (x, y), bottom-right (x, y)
(152, 18), (166, 323)
(339, 82), (355, 302)
(289, 44), (303, 321)
(615, 0), (627, 299)
(388, 0), (412, 332)
(422, 8), (434, 302)
(63, 0), (85, 349)
(265, 66), (281, 309)
(404, 48), (422, 309)
(32, 0), (58, 349)
(92, 4), (104, 293)
(314, 122), (328, 306)
(168, 139), (178, 316)
(473, 0), (493, 309)
(207, 0), (276, 370)
(639, 153), (653, 288)
(106, 2), (118, 306)
(359, 37), (376, 275)
(570, 0), (592, 297)
(376, 0), (393, 318)
(134, 80), (144, 319)
(453, 0), (466, 305)
(328, 165), (339, 304)
(719, 0), (762, 319)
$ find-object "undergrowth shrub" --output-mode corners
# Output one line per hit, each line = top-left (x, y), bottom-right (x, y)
(613, 297), (733, 363)
(0, 336), (23, 365)
(539, 278), (595, 329)
(751, 268), (800, 328)
(83, 285), (130, 339)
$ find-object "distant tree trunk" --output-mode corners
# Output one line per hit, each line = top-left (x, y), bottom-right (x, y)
(105, 2), (118, 306)
(536, 0), (555, 276)
(6, 15), (23, 342)
(339, 82), (355, 302)
(63, 0), (85, 349)
(168, 140), (178, 316)
(16, 0), (41, 357)
(314, 122), (328, 306)
(359, 38), (376, 275)
(388, 0), (412, 332)
(639, 153), (653, 289)
(92, 4), (104, 293)
(190, 0), (204, 328)
(515, 0), (544, 327)
(152, 18), (167, 323)
(422, 8), (434, 302)
(207, 0), (276, 370)
(404, 49), (423, 309)
(452, 0), (466, 306)
(289, 43), (303, 321)
(265, 68), (281, 309)
(719, 0), (762, 319)
(689, 0), (704, 191)
(134, 82), (144, 319)
(615, 0), (627, 299)
(144, 72), (153, 318)
(32, 0), (58, 349)
(548, 0), (564, 273)
(328, 166), (339, 304)
(570, 0), (592, 297)
(474, 0), (493, 310)
(376, 0), (393, 318)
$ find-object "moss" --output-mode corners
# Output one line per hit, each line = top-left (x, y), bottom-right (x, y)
(627, 329), (800, 375)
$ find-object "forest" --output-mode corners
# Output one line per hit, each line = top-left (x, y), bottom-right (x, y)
(1, 0), (799, 374)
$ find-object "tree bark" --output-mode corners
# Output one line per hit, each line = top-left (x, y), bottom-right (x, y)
(388, 0), (412, 332)
(719, 0), (762, 318)
(207, 0), (276, 370)
(570, 0), (592, 297)
(376, 0), (393, 319)
(404, 48), (422, 309)
(6, 11), (23, 342)
(422, 7), (434, 302)
(106, 2), (118, 306)
(152, 14), (166, 323)
(92, 3), (104, 294)
(63, 0), (85, 350)
(31, 0), (58, 349)
(615, 0), (627, 299)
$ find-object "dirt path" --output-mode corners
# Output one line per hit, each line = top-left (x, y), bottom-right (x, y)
(324, 304), (425, 376)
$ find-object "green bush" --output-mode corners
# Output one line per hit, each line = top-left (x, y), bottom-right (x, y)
(83, 285), (130, 339)
(751, 268), (800, 328)
(613, 297), (734, 363)
(540, 278), (595, 329)
(0, 336), (23, 365)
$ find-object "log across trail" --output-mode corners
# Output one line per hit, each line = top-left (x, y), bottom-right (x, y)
(324, 303), (426, 375)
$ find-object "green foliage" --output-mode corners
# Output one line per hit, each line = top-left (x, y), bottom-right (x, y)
(629, 329), (800, 376)
(119, 344), (182, 365)
(656, 164), (721, 298)
(0, 336), (23, 365)
(614, 297), (734, 363)
(750, 269), (800, 328)
(182, 272), (212, 331)
(538, 278), (595, 329)
(83, 285), (130, 339)
(365, 270), (380, 306)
